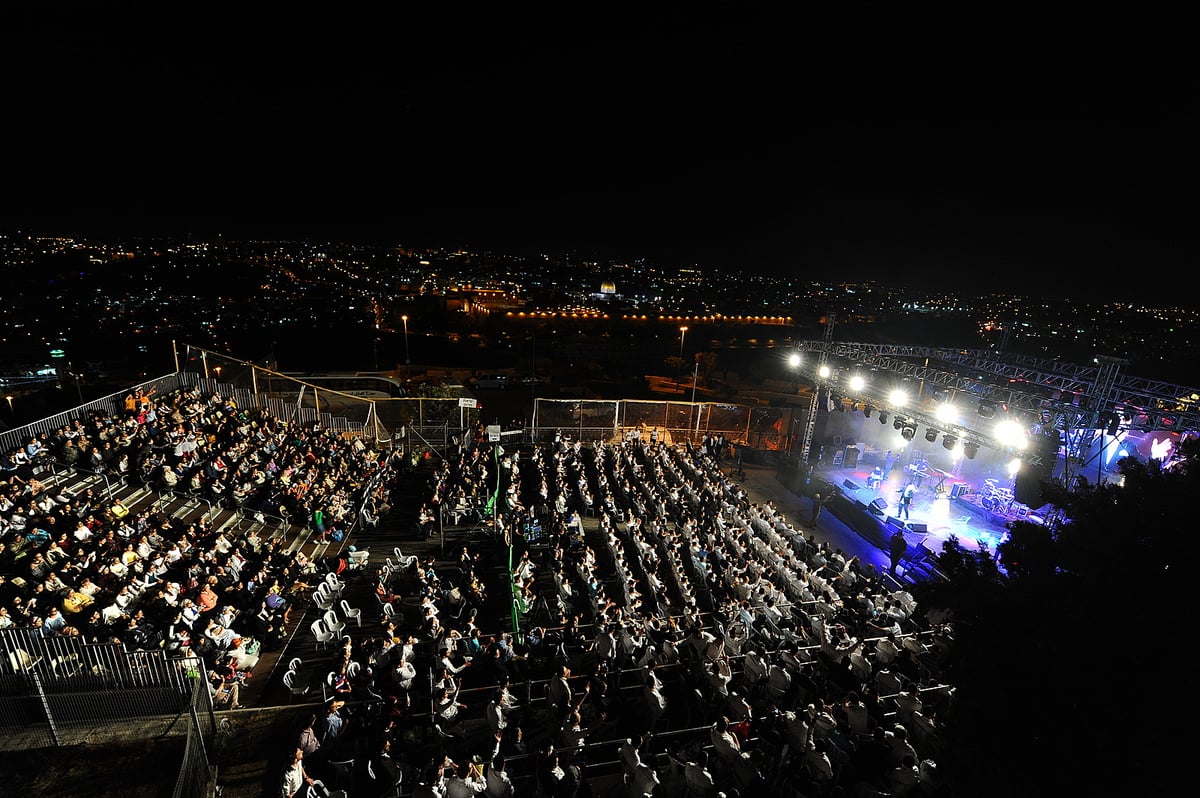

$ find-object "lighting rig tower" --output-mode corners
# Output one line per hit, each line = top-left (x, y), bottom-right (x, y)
(799, 312), (835, 465)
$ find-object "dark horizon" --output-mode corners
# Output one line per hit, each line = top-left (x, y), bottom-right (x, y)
(4, 10), (1197, 305)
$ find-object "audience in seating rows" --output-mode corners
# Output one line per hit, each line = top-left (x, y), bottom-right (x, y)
(297, 429), (954, 798)
(0, 382), (401, 711)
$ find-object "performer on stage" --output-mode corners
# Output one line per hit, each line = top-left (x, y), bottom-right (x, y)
(898, 484), (916, 520)
(867, 466), (884, 489)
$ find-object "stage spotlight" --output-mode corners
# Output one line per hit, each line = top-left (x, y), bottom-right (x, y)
(924, 428), (939, 443)
(942, 434), (958, 450)
(893, 417), (904, 431)
(978, 402), (996, 419)
(901, 423), (917, 441)
(963, 441), (979, 459)
(878, 411), (888, 425)
(863, 405), (873, 418)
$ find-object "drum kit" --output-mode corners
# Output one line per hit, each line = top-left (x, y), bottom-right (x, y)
(980, 479), (1028, 516)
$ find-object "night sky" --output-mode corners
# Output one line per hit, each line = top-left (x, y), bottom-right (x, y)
(4, 8), (1196, 303)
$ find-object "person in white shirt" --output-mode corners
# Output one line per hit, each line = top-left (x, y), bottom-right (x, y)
(280, 747), (320, 798)
(684, 750), (718, 798)
(435, 684), (467, 727)
(709, 716), (743, 765)
(485, 755), (513, 798)
(766, 662), (792, 702)
(705, 658), (732, 698)
(803, 737), (835, 787)
(393, 655), (417, 692)
(486, 689), (510, 735)
(742, 649), (769, 690)
(619, 734), (646, 779)
(629, 761), (660, 797)
(445, 761), (487, 798)
(644, 677), (668, 731)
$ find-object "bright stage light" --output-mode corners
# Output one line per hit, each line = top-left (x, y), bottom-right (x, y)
(788, 353), (801, 368)
(819, 365), (831, 379)
(889, 388), (908, 407)
(1007, 458), (1022, 477)
(849, 375), (865, 392)
(994, 419), (1027, 448)
(934, 403), (959, 424)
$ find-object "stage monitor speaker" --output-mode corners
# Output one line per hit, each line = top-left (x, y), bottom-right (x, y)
(842, 479), (860, 491)
(885, 516), (905, 530)
(950, 482), (970, 499)
(906, 522), (929, 533)
(869, 497), (889, 516)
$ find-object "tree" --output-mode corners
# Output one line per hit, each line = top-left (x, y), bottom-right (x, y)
(663, 355), (687, 383)
(910, 449), (1187, 797)
(697, 351), (719, 385)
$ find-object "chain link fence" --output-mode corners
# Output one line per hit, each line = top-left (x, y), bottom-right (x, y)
(531, 398), (795, 451)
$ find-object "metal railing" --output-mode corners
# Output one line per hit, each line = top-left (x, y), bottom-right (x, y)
(532, 398), (794, 450)
(0, 629), (215, 754)
(0, 373), (193, 455)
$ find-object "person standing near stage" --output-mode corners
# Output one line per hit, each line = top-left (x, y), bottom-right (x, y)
(809, 492), (826, 527)
(898, 484), (915, 520)
(889, 529), (908, 576)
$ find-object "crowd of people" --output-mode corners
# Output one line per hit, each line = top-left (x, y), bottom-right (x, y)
(0, 382), (400, 712)
(279, 428), (956, 798)
(1, 383), (956, 797)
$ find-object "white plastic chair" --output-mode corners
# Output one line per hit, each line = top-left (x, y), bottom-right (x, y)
(284, 668), (310, 702)
(348, 548), (370, 570)
(323, 609), (347, 637)
(381, 602), (397, 624)
(325, 572), (346, 597)
(340, 599), (363, 628)
(394, 547), (417, 570)
(311, 619), (335, 650)
(313, 584), (337, 612)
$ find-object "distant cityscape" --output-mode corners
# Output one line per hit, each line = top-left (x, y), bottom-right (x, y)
(4, 231), (1200, 425)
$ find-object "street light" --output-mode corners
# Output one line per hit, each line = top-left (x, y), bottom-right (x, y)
(679, 325), (688, 356)
(401, 315), (411, 377)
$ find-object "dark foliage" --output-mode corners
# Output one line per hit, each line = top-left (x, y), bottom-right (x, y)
(911, 447), (1188, 796)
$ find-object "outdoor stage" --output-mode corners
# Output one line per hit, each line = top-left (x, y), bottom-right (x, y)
(809, 459), (1029, 562)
